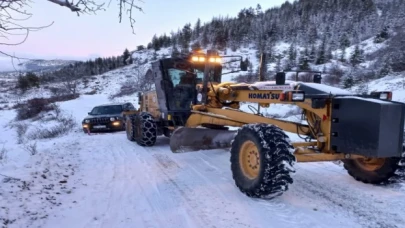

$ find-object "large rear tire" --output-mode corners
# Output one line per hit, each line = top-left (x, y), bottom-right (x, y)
(230, 123), (296, 199)
(125, 114), (136, 141)
(342, 146), (405, 184)
(133, 112), (157, 147)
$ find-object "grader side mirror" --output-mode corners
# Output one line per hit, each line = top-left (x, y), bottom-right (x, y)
(313, 74), (322, 84)
(276, 72), (286, 85)
(137, 92), (143, 105)
(240, 60), (248, 71)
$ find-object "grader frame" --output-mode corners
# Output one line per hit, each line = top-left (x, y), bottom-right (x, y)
(126, 49), (405, 199)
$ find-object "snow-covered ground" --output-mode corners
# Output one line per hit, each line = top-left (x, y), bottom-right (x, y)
(1, 42), (405, 227)
(1, 90), (404, 228)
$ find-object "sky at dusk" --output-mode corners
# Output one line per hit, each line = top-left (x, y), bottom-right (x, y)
(0, 0), (288, 70)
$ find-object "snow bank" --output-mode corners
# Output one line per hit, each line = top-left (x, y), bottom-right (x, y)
(350, 73), (405, 102)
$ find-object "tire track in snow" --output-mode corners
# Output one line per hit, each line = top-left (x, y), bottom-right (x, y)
(291, 162), (405, 228)
(147, 143), (331, 228)
(194, 149), (405, 228)
(99, 142), (121, 228)
(56, 132), (405, 228)
(60, 133), (166, 228)
(186, 150), (329, 228)
(74, 135), (127, 228)
(147, 147), (257, 228)
(91, 135), (195, 228)
(126, 144), (200, 228)
(147, 150), (228, 228)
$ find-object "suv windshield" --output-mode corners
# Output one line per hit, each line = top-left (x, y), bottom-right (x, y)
(90, 105), (123, 115)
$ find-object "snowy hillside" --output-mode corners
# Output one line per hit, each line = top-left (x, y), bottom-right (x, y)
(0, 59), (78, 74)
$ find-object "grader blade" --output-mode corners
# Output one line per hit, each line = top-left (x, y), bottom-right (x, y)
(169, 127), (237, 153)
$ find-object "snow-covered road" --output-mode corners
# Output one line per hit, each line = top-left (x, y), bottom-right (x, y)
(1, 91), (405, 228)
(36, 131), (405, 228)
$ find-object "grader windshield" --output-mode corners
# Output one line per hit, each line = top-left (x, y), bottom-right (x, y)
(162, 53), (223, 111)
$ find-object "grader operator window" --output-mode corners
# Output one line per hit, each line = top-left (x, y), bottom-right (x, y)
(167, 68), (196, 111)
(161, 55), (223, 112)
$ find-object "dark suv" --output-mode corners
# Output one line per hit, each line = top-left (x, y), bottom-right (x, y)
(82, 102), (136, 133)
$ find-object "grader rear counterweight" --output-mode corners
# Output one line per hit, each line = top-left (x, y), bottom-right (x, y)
(125, 49), (405, 199)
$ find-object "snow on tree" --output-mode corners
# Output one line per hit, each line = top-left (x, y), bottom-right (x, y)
(379, 56), (393, 77)
(122, 48), (131, 65)
(308, 45), (317, 64)
(342, 75), (354, 89)
(374, 26), (390, 43)
(193, 18), (201, 40)
(171, 45), (180, 58)
(298, 47), (310, 71)
(350, 45), (365, 67)
(316, 37), (327, 65)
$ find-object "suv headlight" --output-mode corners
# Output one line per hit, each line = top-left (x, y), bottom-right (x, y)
(110, 117), (116, 121)
(85, 119), (90, 123)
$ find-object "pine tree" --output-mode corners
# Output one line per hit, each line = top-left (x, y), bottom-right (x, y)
(201, 27), (209, 48)
(326, 46), (333, 61)
(193, 18), (201, 39)
(316, 38), (326, 65)
(308, 45), (317, 63)
(151, 34), (160, 51)
(274, 54), (282, 72)
(340, 48), (346, 62)
(350, 45), (364, 67)
(379, 57), (392, 77)
(122, 48), (131, 65)
(152, 52), (158, 60)
(181, 23), (192, 50)
(342, 75), (354, 89)
(171, 45), (180, 58)
(298, 47), (310, 70)
(374, 26), (390, 43)
(191, 41), (202, 51)
(288, 43), (297, 62)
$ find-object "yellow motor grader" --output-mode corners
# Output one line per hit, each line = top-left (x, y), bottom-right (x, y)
(124, 49), (405, 198)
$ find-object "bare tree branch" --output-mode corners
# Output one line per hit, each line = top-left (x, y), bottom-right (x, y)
(43, 0), (144, 33)
(0, 0), (144, 64)
(46, 0), (81, 12)
(0, 0), (55, 60)
(118, 0), (144, 34)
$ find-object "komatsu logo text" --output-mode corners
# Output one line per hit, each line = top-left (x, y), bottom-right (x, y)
(248, 93), (279, 99)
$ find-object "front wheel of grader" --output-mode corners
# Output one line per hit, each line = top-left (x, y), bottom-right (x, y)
(230, 123), (296, 198)
(342, 146), (405, 184)
(125, 112), (157, 147)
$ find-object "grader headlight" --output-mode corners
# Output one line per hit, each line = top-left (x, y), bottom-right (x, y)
(191, 56), (206, 62)
(191, 54), (221, 64)
(209, 57), (222, 63)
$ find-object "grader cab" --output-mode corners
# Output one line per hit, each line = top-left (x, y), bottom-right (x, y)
(125, 49), (405, 199)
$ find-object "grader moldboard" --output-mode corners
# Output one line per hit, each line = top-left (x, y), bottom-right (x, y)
(124, 49), (405, 199)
